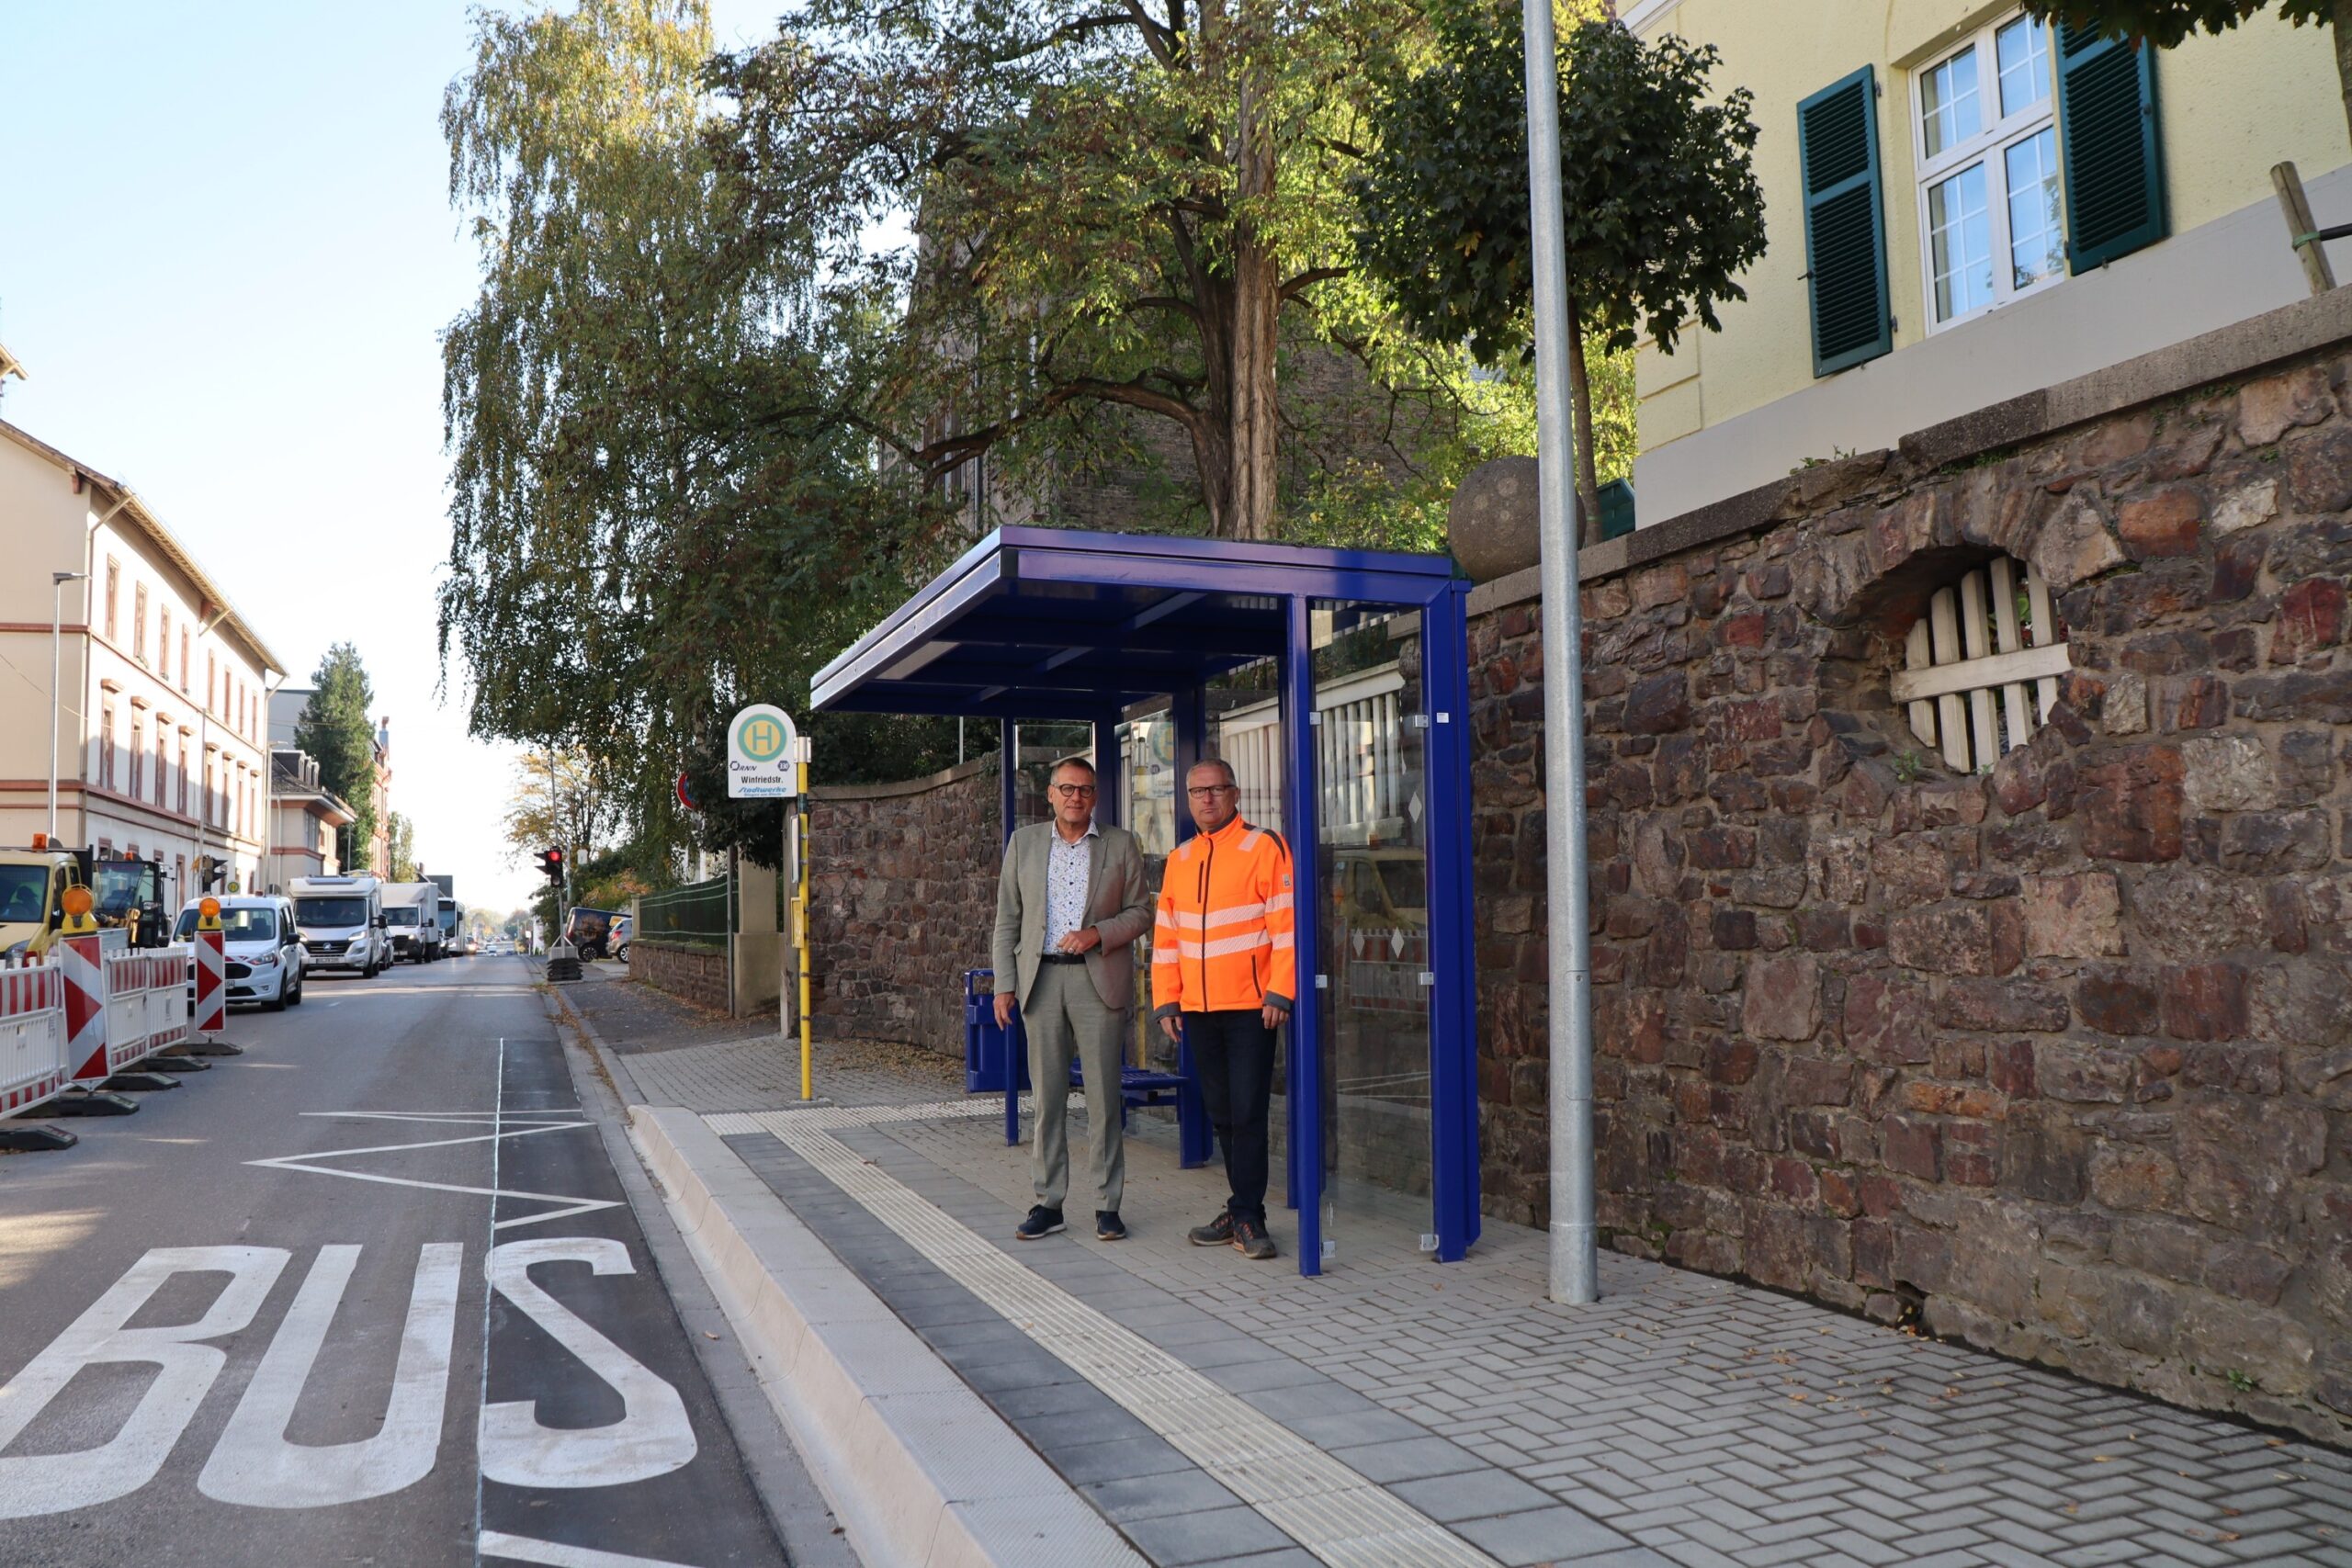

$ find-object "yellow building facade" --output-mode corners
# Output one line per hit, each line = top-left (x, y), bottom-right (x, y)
(1626, 0), (2351, 523)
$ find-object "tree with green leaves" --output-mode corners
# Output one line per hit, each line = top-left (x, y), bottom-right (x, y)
(386, 813), (418, 881)
(1354, 9), (1765, 540)
(709, 0), (1510, 543)
(295, 643), (378, 872)
(2029, 2), (2348, 142)
(441, 0), (973, 861)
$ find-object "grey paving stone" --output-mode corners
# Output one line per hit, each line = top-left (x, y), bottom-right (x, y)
(1021, 1403), (1160, 1449)
(1450, 1505), (1634, 1566)
(1239, 1382), (1381, 1421)
(1188, 1550), (1326, 1568)
(1116, 1506), (1297, 1565)
(1283, 1408), (1430, 1449)
(1200, 1355), (1333, 1394)
(985, 1379), (1111, 1421)
(1325, 1435), (1488, 1484)
(1388, 1469), (1563, 1524)
(1080, 1468), (1249, 1523)
(1047, 1433), (1198, 1485)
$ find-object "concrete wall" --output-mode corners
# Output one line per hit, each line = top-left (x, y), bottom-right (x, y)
(1623, 0), (2352, 522)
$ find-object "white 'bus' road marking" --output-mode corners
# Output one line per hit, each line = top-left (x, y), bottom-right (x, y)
(198, 1243), (464, 1507)
(0, 1247), (289, 1517)
(0, 1239), (696, 1517)
(480, 1530), (705, 1568)
(246, 1110), (621, 1231)
(480, 1237), (697, 1487)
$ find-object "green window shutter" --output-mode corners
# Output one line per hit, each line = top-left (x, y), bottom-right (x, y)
(2057, 24), (2165, 273)
(1798, 66), (1892, 378)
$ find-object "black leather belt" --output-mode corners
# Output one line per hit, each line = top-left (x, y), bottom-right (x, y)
(1040, 953), (1087, 964)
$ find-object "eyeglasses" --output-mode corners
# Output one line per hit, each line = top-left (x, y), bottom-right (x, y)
(1185, 785), (1237, 800)
(1050, 784), (1097, 797)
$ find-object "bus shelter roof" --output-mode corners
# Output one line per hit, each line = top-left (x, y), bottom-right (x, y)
(809, 526), (1462, 719)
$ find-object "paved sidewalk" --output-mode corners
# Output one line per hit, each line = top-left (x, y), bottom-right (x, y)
(559, 974), (2352, 1568)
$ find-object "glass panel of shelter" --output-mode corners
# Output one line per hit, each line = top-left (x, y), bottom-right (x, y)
(1310, 603), (1433, 1265)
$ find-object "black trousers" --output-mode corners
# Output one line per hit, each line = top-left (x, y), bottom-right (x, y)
(1186, 1009), (1279, 1224)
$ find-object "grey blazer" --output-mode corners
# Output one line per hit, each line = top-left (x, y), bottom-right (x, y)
(991, 822), (1153, 1011)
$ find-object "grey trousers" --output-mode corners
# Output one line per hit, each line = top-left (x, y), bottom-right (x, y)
(1024, 960), (1128, 1213)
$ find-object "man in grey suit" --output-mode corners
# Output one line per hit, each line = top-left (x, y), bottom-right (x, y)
(993, 756), (1153, 1241)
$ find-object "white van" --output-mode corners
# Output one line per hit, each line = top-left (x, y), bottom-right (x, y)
(288, 874), (390, 977)
(381, 881), (444, 964)
(176, 895), (305, 1010)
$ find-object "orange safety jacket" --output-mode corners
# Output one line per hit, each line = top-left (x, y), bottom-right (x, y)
(1149, 816), (1297, 1018)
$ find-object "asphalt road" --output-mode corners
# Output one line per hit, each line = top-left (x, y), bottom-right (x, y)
(0, 953), (796, 1568)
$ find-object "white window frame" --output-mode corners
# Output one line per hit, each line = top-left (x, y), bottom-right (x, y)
(1911, 10), (2064, 333)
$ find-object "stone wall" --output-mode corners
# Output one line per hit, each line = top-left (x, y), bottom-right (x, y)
(808, 758), (999, 1052)
(629, 939), (728, 1014)
(1468, 292), (2352, 1442)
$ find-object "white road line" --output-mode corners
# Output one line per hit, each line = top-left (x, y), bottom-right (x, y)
(739, 1108), (1502, 1568)
(248, 1111), (620, 1231)
(479, 1530), (703, 1568)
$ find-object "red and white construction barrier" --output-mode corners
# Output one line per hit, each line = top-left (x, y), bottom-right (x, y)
(0, 954), (68, 1116)
(109, 945), (191, 1060)
(192, 928), (226, 1040)
(61, 934), (191, 1083)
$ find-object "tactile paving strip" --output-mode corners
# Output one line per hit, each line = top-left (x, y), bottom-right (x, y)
(733, 1106), (1501, 1568)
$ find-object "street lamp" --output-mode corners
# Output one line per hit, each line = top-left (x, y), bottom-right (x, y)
(1519, 0), (1598, 1304)
(49, 570), (87, 842)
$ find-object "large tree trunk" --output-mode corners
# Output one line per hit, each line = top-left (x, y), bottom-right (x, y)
(1227, 70), (1281, 543)
(1565, 298), (1601, 547)
(1189, 0), (1281, 543)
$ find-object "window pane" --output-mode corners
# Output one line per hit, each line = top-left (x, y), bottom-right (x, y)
(1996, 14), (2052, 118)
(1929, 163), (1994, 320)
(2006, 127), (2065, 288)
(1921, 44), (1982, 157)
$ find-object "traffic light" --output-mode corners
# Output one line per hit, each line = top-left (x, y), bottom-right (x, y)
(537, 848), (565, 885)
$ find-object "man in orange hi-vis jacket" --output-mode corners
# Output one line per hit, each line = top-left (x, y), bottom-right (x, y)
(1152, 758), (1295, 1261)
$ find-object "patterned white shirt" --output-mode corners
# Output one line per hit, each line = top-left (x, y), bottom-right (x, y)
(1043, 821), (1097, 953)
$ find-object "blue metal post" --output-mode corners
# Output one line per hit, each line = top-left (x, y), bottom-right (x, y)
(1279, 596), (1325, 1276)
(1001, 720), (1019, 845)
(1167, 683), (1213, 1169)
(1092, 710), (1123, 831)
(1423, 583), (1482, 1260)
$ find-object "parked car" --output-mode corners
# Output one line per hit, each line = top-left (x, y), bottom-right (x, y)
(177, 895), (305, 1010)
(610, 914), (632, 964)
(563, 906), (620, 960)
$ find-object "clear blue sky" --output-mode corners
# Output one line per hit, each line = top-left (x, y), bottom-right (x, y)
(1, 2), (785, 919)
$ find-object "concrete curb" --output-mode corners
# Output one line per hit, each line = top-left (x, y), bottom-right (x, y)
(629, 1103), (1148, 1568)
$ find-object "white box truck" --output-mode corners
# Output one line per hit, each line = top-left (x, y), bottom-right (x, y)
(381, 881), (445, 964)
(289, 874), (390, 977)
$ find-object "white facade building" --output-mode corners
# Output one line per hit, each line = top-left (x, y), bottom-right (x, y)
(0, 420), (284, 903)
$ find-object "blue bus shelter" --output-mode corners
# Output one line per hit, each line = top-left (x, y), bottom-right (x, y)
(811, 526), (1480, 1274)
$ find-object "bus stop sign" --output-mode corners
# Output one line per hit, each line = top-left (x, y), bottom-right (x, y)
(727, 705), (800, 798)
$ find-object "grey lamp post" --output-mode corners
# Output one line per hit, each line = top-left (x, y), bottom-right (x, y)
(1520, 0), (1599, 1304)
(49, 570), (88, 843)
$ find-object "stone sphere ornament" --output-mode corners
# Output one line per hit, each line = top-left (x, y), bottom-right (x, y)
(1448, 456), (1542, 582)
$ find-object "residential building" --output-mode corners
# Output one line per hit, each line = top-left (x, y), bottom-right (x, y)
(0, 420), (284, 900)
(1624, 0), (2352, 524)
(266, 747), (357, 889)
(269, 687), (393, 877)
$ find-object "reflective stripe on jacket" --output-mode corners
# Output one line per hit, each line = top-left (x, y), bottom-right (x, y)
(1149, 817), (1295, 1017)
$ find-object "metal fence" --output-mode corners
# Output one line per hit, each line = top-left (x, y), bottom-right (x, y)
(636, 875), (730, 948)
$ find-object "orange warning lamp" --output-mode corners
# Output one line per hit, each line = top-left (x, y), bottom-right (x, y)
(198, 897), (222, 932)
(60, 885), (96, 934)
